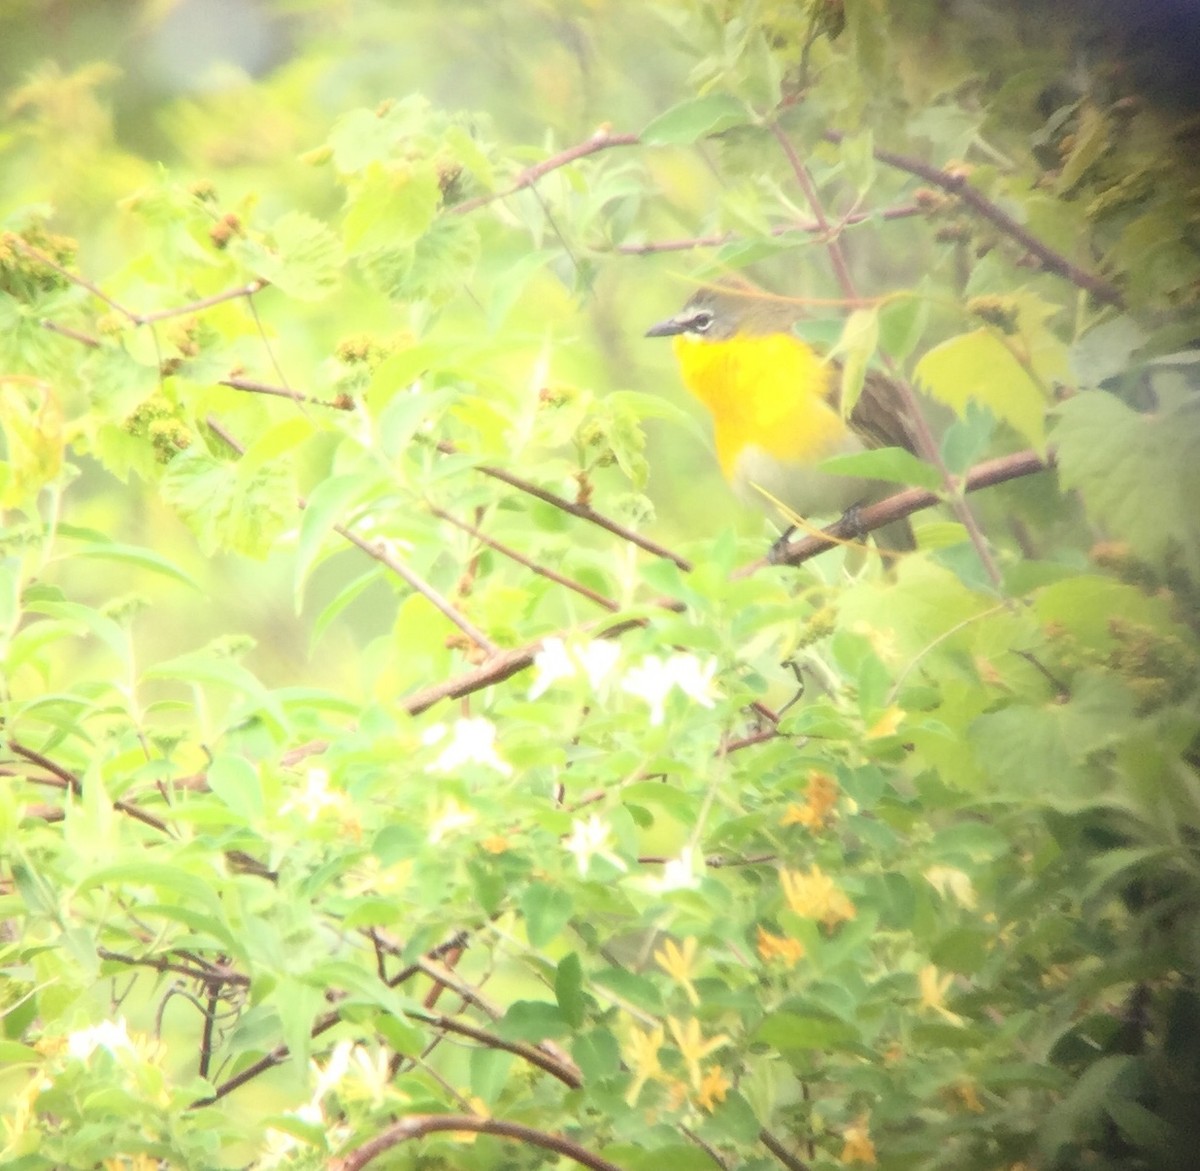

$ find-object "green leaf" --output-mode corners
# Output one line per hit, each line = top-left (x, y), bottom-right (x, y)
(819, 446), (941, 489)
(642, 95), (750, 145)
(497, 1000), (568, 1042)
(58, 528), (198, 590)
(752, 1012), (859, 1051)
(343, 162), (440, 253)
(206, 754), (263, 823)
(243, 211), (342, 301)
(294, 473), (371, 607)
(161, 449), (292, 558)
(916, 328), (1049, 449)
(1055, 388), (1200, 576)
(835, 307), (878, 418)
(1055, 101), (1108, 194)
(520, 881), (573, 948)
(554, 952), (585, 1027)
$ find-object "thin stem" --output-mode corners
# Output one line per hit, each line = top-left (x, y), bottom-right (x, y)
(429, 504), (620, 612)
(436, 440), (691, 571)
(771, 120), (1005, 590)
(218, 376), (353, 410)
(206, 417), (498, 656)
(611, 203), (921, 254)
(332, 1115), (627, 1171)
(452, 130), (640, 216)
(823, 129), (1125, 308)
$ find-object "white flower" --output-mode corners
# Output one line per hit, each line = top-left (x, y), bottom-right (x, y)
(667, 653), (718, 709)
(924, 865), (977, 909)
(620, 654), (677, 725)
(310, 1039), (354, 1103)
(564, 814), (628, 877)
(280, 767), (342, 822)
(423, 718), (512, 777)
(529, 637), (575, 699)
(645, 847), (701, 893)
(427, 797), (478, 844)
(621, 653), (719, 725)
(578, 639), (621, 690)
(66, 1017), (133, 1060)
(529, 637), (621, 699)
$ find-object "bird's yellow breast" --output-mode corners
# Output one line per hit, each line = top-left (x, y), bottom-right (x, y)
(671, 332), (848, 479)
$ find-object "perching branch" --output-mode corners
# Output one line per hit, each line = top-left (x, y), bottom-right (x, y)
(770, 119), (1007, 591)
(764, 448), (1056, 569)
(331, 1115), (628, 1171)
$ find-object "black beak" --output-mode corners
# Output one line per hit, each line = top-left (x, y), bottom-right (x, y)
(645, 316), (688, 338)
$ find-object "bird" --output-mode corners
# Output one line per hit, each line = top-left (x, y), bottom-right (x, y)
(646, 280), (921, 552)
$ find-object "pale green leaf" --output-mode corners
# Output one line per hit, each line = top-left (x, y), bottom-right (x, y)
(915, 328), (1048, 449)
(642, 95), (750, 145)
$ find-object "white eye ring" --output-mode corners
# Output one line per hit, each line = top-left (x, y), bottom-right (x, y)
(690, 310), (715, 333)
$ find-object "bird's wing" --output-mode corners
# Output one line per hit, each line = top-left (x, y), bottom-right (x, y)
(842, 369), (922, 454)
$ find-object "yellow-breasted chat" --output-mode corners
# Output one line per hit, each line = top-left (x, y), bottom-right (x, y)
(646, 282), (920, 551)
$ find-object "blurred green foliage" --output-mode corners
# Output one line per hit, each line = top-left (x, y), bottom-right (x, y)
(2, 2), (1200, 1170)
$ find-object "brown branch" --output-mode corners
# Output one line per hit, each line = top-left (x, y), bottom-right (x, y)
(437, 440), (691, 571)
(759, 1127), (813, 1171)
(771, 119), (1006, 590)
(219, 376), (353, 410)
(763, 448), (1055, 569)
(136, 281), (266, 325)
(611, 203), (921, 254)
(97, 948), (249, 987)
(452, 130), (641, 216)
(770, 123), (856, 299)
(420, 1014), (582, 1088)
(14, 238), (269, 324)
(205, 417), (498, 657)
(429, 504), (619, 612)
(40, 319), (102, 347)
(400, 614), (652, 716)
(9, 740), (172, 835)
(332, 1115), (627, 1171)
(823, 130), (1125, 309)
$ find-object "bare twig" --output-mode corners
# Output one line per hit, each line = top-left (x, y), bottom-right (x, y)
(452, 130), (641, 216)
(332, 1115), (628, 1171)
(611, 203), (921, 254)
(10, 740), (172, 835)
(436, 440), (691, 571)
(205, 417), (498, 656)
(430, 504), (620, 612)
(219, 375), (353, 410)
(771, 120), (1005, 591)
(759, 1127), (813, 1171)
(823, 130), (1125, 308)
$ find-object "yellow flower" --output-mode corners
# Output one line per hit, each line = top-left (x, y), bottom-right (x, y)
(918, 964), (965, 1026)
(654, 937), (700, 1005)
(666, 1016), (730, 1089)
(865, 706), (904, 739)
(780, 865), (856, 930)
(840, 1117), (877, 1165)
(756, 925), (806, 966)
(623, 1024), (664, 1105)
(953, 1080), (985, 1113)
(696, 1064), (731, 1111)
(781, 770), (840, 831)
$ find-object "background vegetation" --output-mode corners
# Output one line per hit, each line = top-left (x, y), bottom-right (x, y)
(3, 2), (1200, 1169)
